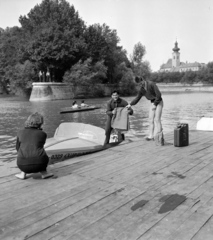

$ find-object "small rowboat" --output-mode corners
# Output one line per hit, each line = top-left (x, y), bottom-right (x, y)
(44, 122), (121, 163)
(60, 105), (100, 114)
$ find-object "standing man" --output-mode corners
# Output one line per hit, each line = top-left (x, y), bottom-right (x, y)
(46, 69), (50, 82)
(127, 76), (164, 144)
(104, 90), (133, 145)
(38, 71), (42, 82)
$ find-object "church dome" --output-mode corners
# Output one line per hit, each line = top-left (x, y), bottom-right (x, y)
(172, 41), (180, 52)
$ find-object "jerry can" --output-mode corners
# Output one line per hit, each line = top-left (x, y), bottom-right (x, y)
(174, 123), (189, 147)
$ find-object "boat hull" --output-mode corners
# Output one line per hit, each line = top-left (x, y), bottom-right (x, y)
(44, 122), (122, 164)
(47, 145), (104, 163)
(196, 117), (213, 131)
(60, 106), (100, 114)
(46, 140), (121, 164)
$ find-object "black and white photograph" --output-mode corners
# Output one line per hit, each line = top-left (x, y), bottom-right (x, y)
(0, 0), (213, 239)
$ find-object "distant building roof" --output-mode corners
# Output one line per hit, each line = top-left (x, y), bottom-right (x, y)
(160, 60), (205, 71)
(160, 59), (172, 69)
(179, 62), (202, 68)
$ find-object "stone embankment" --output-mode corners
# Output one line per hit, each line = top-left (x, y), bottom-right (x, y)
(29, 82), (74, 101)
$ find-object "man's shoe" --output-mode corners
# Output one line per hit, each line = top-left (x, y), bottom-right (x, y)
(145, 137), (154, 141)
(121, 133), (125, 141)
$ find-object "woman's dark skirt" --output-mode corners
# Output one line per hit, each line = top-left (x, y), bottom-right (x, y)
(17, 156), (49, 173)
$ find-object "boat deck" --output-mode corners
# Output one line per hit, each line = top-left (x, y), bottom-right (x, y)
(1, 130), (213, 240)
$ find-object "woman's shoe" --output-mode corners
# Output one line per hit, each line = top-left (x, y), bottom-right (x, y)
(40, 171), (54, 179)
(15, 172), (26, 180)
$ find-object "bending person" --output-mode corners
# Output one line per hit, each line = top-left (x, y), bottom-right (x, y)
(15, 113), (54, 180)
(104, 90), (133, 145)
(127, 76), (164, 143)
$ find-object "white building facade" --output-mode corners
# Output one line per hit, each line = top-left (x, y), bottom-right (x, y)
(159, 41), (206, 72)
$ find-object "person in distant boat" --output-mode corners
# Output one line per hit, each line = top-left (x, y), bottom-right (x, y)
(15, 113), (54, 180)
(126, 76), (164, 145)
(80, 100), (89, 107)
(72, 101), (79, 109)
(104, 90), (133, 145)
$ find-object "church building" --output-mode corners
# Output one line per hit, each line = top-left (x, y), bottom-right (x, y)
(159, 41), (206, 72)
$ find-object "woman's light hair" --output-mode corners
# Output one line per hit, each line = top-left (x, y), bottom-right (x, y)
(25, 112), (44, 128)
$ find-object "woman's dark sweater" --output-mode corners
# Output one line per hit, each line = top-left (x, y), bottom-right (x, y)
(16, 128), (48, 166)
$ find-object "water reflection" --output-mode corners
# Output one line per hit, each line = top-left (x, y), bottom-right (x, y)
(1, 92), (213, 162)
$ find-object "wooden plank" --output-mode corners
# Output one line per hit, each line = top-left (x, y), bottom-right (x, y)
(84, 156), (213, 240)
(64, 173), (210, 239)
(57, 154), (212, 239)
(0, 174), (88, 215)
(1, 130), (213, 240)
(0, 178), (113, 229)
(76, 144), (184, 180)
(171, 197), (213, 240)
(0, 184), (127, 240)
(135, 178), (213, 239)
(34, 140), (211, 239)
(192, 215), (213, 240)
(25, 184), (142, 240)
(71, 198), (198, 240)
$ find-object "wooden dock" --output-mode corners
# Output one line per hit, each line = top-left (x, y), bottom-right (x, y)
(1, 130), (213, 240)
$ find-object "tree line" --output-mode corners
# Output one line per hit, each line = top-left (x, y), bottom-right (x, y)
(0, 0), (149, 96)
(0, 0), (212, 97)
(150, 62), (213, 84)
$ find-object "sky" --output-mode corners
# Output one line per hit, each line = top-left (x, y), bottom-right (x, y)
(0, 0), (213, 71)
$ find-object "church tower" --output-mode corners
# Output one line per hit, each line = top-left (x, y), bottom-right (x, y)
(172, 41), (180, 68)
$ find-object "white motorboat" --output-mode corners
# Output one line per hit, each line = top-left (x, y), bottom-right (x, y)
(45, 122), (122, 163)
(196, 117), (213, 131)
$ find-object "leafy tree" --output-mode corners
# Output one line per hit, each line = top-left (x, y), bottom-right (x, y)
(83, 24), (108, 63)
(206, 62), (213, 73)
(99, 24), (126, 83)
(0, 0), (139, 96)
(83, 23), (130, 84)
(116, 62), (136, 95)
(19, 0), (86, 81)
(150, 72), (160, 83)
(205, 62), (213, 83)
(180, 71), (197, 84)
(157, 72), (184, 83)
(130, 42), (146, 65)
(63, 58), (107, 97)
(134, 61), (151, 79)
(9, 60), (37, 96)
(0, 27), (25, 93)
(130, 42), (151, 79)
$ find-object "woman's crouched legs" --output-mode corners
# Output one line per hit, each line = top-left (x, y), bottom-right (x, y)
(16, 157), (53, 179)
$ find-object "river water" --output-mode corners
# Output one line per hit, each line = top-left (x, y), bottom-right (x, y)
(1, 92), (213, 162)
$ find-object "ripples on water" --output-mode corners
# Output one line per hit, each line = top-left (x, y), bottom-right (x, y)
(1, 92), (213, 162)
